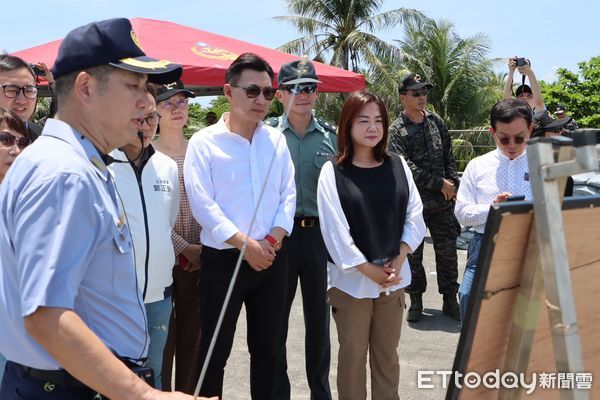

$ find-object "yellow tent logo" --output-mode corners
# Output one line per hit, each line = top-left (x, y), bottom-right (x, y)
(191, 44), (237, 61)
(131, 30), (144, 51)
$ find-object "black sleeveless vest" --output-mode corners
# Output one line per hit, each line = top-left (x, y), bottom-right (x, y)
(333, 154), (409, 262)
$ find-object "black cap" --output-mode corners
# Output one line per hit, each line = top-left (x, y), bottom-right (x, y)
(544, 117), (572, 131)
(156, 80), (195, 102)
(399, 73), (433, 93)
(52, 18), (182, 84)
(555, 104), (566, 114)
(515, 84), (532, 97)
(277, 60), (321, 86)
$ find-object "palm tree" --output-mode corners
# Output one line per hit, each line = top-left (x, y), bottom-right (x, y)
(396, 18), (499, 128)
(274, 0), (426, 90)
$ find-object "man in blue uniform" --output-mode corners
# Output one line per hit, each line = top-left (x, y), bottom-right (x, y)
(0, 18), (214, 400)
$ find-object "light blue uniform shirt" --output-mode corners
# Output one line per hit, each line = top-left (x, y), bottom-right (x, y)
(0, 119), (148, 370)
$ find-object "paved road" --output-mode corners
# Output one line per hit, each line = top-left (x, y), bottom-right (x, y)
(220, 238), (467, 399)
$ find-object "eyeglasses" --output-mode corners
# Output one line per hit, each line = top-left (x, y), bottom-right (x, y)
(143, 112), (161, 126)
(0, 131), (31, 149)
(1, 84), (38, 99)
(281, 84), (317, 96)
(498, 136), (526, 145)
(160, 98), (189, 110)
(406, 89), (429, 97)
(231, 84), (276, 100)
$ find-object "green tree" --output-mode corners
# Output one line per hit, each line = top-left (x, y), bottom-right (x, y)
(540, 56), (600, 127)
(274, 0), (425, 90)
(395, 19), (499, 128)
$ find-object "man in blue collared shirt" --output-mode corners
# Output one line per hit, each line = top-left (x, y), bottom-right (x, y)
(0, 18), (212, 400)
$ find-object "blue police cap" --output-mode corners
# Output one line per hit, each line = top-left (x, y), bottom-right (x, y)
(52, 18), (181, 84)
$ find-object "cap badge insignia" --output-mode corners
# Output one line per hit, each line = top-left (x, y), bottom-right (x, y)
(130, 30), (144, 51)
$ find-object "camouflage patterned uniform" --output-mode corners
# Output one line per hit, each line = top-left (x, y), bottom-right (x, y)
(388, 110), (461, 296)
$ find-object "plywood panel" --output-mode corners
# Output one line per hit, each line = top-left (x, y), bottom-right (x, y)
(453, 201), (600, 400)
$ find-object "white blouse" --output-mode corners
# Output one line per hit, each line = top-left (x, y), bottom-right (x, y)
(455, 149), (532, 233)
(317, 157), (426, 299)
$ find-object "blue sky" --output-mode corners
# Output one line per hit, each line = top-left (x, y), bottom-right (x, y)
(2, 0), (599, 87)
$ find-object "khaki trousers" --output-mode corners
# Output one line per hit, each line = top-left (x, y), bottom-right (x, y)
(327, 287), (405, 400)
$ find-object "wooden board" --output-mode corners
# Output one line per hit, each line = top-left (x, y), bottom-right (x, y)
(447, 197), (600, 399)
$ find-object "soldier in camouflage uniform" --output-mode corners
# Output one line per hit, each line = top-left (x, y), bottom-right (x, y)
(266, 60), (336, 400)
(554, 104), (580, 132)
(388, 73), (461, 322)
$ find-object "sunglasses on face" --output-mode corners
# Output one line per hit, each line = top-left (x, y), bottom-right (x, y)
(0, 131), (31, 149)
(1, 84), (38, 99)
(281, 84), (317, 96)
(406, 89), (429, 97)
(231, 84), (276, 100)
(498, 136), (526, 145)
(160, 98), (189, 110)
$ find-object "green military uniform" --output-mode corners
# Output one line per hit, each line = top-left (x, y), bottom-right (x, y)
(266, 115), (337, 217)
(388, 110), (461, 317)
(266, 114), (336, 400)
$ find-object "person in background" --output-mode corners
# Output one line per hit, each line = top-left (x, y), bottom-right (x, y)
(185, 52), (296, 400)
(109, 85), (179, 389)
(0, 55), (42, 140)
(0, 107), (30, 183)
(388, 73), (461, 323)
(268, 60), (335, 400)
(553, 104), (579, 132)
(503, 57), (545, 113)
(0, 108), (30, 382)
(317, 92), (425, 400)
(455, 99), (533, 322)
(205, 111), (217, 125)
(153, 80), (203, 393)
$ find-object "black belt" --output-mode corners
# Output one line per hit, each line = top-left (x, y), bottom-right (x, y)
(203, 245), (240, 254)
(294, 216), (319, 228)
(14, 362), (88, 389)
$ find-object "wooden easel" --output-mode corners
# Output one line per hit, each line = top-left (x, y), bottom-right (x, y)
(500, 131), (598, 399)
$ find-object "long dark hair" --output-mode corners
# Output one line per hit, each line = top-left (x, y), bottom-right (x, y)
(336, 92), (390, 166)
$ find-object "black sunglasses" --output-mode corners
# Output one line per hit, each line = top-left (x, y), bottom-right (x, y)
(231, 84), (276, 100)
(0, 131), (31, 149)
(282, 84), (317, 95)
(498, 136), (526, 145)
(406, 89), (430, 97)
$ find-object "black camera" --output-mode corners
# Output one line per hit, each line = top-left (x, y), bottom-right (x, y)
(513, 57), (529, 67)
(30, 64), (46, 76)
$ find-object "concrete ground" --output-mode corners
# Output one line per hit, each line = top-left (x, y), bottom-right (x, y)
(220, 237), (467, 399)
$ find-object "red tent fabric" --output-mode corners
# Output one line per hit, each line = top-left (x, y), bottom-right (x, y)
(12, 18), (366, 94)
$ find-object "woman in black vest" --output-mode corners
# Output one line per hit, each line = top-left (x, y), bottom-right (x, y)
(317, 92), (425, 399)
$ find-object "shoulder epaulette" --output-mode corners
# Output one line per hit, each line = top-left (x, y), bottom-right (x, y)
(316, 117), (337, 134)
(264, 117), (280, 127)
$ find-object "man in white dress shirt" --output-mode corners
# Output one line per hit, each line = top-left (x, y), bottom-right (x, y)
(184, 53), (296, 400)
(455, 98), (533, 321)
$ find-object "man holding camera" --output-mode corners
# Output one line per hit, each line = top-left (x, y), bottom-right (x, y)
(0, 18), (214, 400)
(503, 57), (545, 113)
(388, 73), (461, 323)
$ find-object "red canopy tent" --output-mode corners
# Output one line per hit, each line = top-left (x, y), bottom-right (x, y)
(12, 17), (366, 95)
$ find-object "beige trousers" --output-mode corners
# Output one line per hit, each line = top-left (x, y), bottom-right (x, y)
(328, 287), (405, 400)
